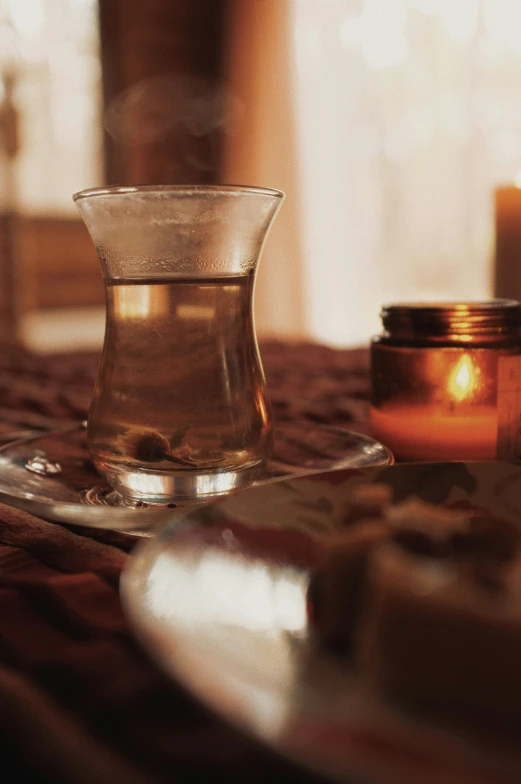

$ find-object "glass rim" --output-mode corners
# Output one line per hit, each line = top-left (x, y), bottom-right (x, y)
(73, 183), (285, 202)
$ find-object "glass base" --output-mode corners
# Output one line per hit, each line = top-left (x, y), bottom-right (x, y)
(96, 460), (267, 506)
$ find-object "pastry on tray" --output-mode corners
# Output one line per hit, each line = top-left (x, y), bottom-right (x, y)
(310, 483), (521, 735)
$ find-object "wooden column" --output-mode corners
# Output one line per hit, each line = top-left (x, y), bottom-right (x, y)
(98, 0), (227, 185)
(0, 213), (19, 343)
(0, 71), (21, 344)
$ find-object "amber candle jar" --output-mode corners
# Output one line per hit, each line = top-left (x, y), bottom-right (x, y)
(370, 301), (521, 462)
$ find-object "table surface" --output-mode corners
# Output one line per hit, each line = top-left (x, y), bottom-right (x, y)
(0, 341), (370, 783)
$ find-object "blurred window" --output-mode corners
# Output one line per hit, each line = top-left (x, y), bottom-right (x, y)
(0, 0), (102, 215)
(292, 0), (521, 345)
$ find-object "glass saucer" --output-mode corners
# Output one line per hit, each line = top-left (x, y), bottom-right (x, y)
(0, 421), (392, 534)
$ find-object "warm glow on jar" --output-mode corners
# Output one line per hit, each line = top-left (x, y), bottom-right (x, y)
(370, 301), (521, 462)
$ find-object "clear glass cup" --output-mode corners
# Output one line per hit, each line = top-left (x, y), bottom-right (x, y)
(73, 184), (284, 505)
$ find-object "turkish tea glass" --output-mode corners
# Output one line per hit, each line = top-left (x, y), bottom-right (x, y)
(74, 184), (284, 505)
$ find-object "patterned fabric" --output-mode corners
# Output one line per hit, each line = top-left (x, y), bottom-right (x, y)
(0, 341), (370, 782)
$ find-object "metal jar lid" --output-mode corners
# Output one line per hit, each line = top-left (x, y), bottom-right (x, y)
(378, 300), (521, 345)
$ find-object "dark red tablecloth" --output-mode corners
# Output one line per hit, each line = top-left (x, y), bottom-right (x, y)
(0, 341), (370, 783)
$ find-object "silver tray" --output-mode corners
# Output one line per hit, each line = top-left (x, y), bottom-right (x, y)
(122, 461), (521, 783)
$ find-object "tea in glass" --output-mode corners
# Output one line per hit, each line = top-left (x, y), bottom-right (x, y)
(74, 185), (284, 504)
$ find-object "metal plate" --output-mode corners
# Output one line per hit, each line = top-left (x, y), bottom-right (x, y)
(122, 462), (521, 783)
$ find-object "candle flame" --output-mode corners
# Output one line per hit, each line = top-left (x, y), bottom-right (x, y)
(514, 171), (521, 189)
(449, 355), (475, 402)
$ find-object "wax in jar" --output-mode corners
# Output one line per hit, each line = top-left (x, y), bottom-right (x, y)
(370, 404), (497, 462)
